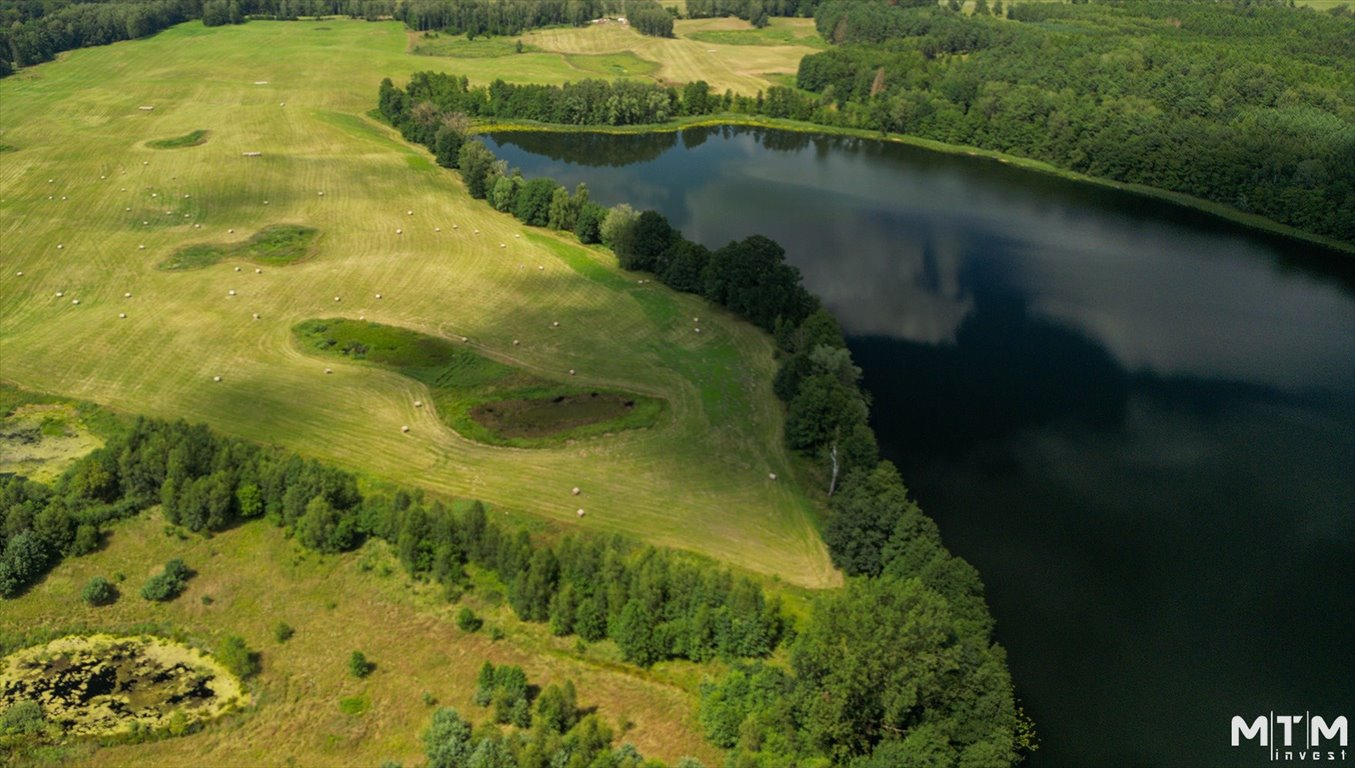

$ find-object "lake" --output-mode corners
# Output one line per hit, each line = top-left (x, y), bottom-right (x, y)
(485, 126), (1355, 768)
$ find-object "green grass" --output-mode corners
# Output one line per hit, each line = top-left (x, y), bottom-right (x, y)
(293, 318), (665, 447)
(337, 693), (370, 715)
(147, 129), (210, 149)
(0, 19), (837, 590)
(563, 52), (661, 78)
(411, 36), (534, 58)
(160, 224), (319, 270)
(686, 24), (828, 49)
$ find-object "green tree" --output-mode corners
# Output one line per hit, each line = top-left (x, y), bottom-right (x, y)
(81, 575), (117, 606)
(424, 708), (474, 768)
(349, 650), (374, 678)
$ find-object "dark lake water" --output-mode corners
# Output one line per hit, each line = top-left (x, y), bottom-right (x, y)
(485, 127), (1355, 768)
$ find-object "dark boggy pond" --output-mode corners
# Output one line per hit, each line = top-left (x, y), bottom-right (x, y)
(485, 126), (1355, 768)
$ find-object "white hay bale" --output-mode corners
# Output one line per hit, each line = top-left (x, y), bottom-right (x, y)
(334, 296), (341, 302)
(48, 179), (54, 183)
(125, 208), (132, 212)
(47, 195), (52, 200)
(234, 266), (242, 272)
(324, 368), (332, 374)
(401, 425), (410, 433)
(569, 369), (576, 376)
(213, 376), (222, 382)
(61, 196), (67, 200)
(138, 245), (145, 250)
(694, 328), (702, 334)
(124, 292), (132, 298)
(138, 105), (154, 111)
(500, 243), (506, 248)
(769, 473), (777, 481)
(57, 244), (63, 249)
(279, 102), (285, 107)
(151, 193), (158, 197)
(263, 200), (269, 205)
(375, 293), (382, 299)
(55, 291), (64, 297)
(572, 487), (581, 496)
(452, 224), (459, 229)
(184, 194), (190, 199)
(119, 313), (126, 319)
(194, 224), (201, 228)
(473, 229), (480, 234)
(414, 400), (423, 408)
(576, 509), (585, 518)
(71, 299), (80, 305)
(254, 81), (268, 85)
(318, 191), (324, 196)
(514, 234), (520, 238)
(395, 228), (402, 235)
(121, 187), (126, 191)
(434, 227), (441, 232)
(142, 221), (149, 225)
(252, 313), (260, 320)
(14, 271), (21, 277)
(143, 161), (149, 165)
(100, 175), (106, 179)
(228, 289), (237, 296)
(461, 336), (468, 342)
(359, 315), (365, 320)
(552, 321), (559, 327)
(228, 228), (235, 233)
(512, 339), (520, 346)
(255, 268), (262, 274)
(242, 152), (262, 158)
(537, 265), (544, 270)
(407, 210), (413, 215)
(184, 214), (190, 218)
(693, 318), (699, 323)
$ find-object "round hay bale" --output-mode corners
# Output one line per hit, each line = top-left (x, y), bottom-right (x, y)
(124, 292), (132, 298)
(500, 243), (506, 248)
(263, 200), (269, 205)
(514, 233), (520, 238)
(324, 368), (332, 374)
(537, 265), (544, 270)
(334, 296), (341, 302)
(119, 313), (126, 319)
(55, 291), (64, 297)
(318, 191), (324, 196)
(228, 228), (235, 233)
(213, 375), (221, 382)
(769, 473), (777, 481)
(142, 221), (149, 225)
(234, 266), (242, 272)
(461, 336), (468, 342)
(395, 228), (403, 235)
(279, 102), (285, 106)
(512, 339), (520, 346)
(252, 313), (260, 320)
(14, 271), (21, 277)
(57, 244), (64, 249)
(375, 293), (382, 299)
(435, 227), (441, 232)
(452, 224), (459, 229)
(401, 425), (410, 433)
(101, 175), (106, 179)
(569, 369), (576, 376)
(414, 400), (423, 408)
(184, 194), (190, 199)
(228, 289), (237, 296)
(151, 193), (158, 198)
(407, 210), (413, 216)
(143, 161), (149, 165)
(138, 245), (145, 250)
(71, 299), (80, 305)
(693, 318), (699, 323)
(194, 223), (201, 228)
(572, 487), (581, 496)
(48, 179), (54, 183)
(473, 229), (480, 234)
(125, 208), (131, 211)
(552, 321), (559, 327)
(576, 509), (585, 518)
(694, 328), (701, 334)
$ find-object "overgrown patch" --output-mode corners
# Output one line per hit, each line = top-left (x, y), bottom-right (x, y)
(564, 52), (660, 78)
(146, 129), (210, 149)
(0, 634), (247, 739)
(292, 318), (664, 446)
(160, 224), (319, 270)
(411, 36), (533, 58)
(0, 403), (104, 484)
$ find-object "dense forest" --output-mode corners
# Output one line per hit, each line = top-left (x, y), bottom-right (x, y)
(377, 77), (1028, 764)
(796, 0), (1355, 243)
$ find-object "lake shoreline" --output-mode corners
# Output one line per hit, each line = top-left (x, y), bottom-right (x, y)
(475, 114), (1355, 258)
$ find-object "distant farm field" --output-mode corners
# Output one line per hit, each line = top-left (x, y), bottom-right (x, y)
(0, 20), (837, 588)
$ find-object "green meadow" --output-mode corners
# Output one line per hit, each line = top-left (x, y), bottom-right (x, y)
(0, 19), (836, 588)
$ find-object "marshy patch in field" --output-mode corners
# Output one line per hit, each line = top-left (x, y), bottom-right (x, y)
(160, 224), (319, 270)
(0, 404), (102, 483)
(471, 392), (639, 438)
(0, 634), (247, 738)
(293, 318), (664, 446)
(146, 129), (210, 149)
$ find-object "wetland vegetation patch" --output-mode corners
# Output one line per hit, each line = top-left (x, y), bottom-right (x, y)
(160, 224), (319, 270)
(146, 129), (210, 149)
(0, 634), (247, 738)
(293, 318), (663, 446)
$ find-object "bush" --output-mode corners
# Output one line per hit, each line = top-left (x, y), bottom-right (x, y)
(81, 575), (117, 606)
(0, 700), (46, 735)
(349, 650), (374, 678)
(274, 622), (295, 643)
(455, 607), (482, 633)
(140, 559), (191, 602)
(217, 635), (261, 679)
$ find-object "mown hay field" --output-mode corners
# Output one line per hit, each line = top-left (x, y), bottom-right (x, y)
(0, 19), (837, 588)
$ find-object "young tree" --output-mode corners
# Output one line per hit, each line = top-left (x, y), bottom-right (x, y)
(81, 575), (117, 606)
(349, 650), (374, 678)
(217, 635), (261, 679)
